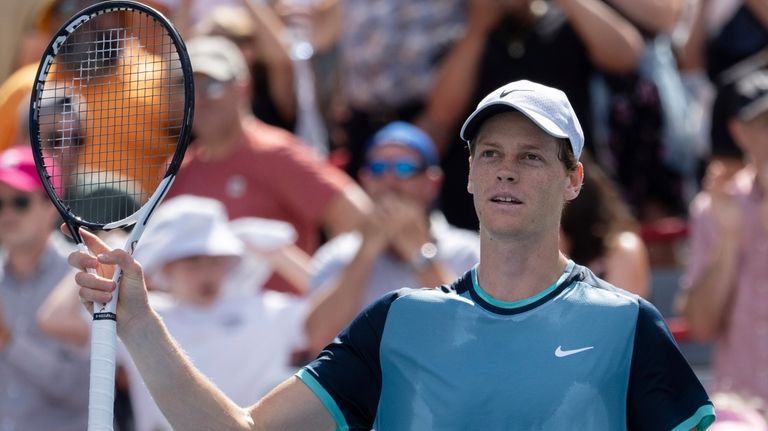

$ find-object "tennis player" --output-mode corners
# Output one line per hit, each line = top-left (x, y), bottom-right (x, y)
(71, 80), (715, 430)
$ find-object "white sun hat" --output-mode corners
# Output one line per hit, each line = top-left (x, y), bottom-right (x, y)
(133, 195), (244, 280)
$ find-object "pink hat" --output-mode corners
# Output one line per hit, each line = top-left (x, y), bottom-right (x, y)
(0, 147), (46, 193)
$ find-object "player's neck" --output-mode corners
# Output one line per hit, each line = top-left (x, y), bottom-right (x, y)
(476, 234), (566, 303)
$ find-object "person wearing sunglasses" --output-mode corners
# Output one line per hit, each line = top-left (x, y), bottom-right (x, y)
(0, 146), (89, 431)
(305, 121), (480, 354)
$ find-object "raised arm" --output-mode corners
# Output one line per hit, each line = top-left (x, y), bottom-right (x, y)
(321, 181), (373, 237)
(419, 0), (500, 153)
(241, 0), (297, 123)
(745, 0), (768, 28)
(604, 0), (685, 34)
(71, 228), (335, 431)
(555, 0), (645, 73)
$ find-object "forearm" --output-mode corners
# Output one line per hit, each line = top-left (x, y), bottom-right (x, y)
(681, 238), (740, 341)
(304, 245), (378, 353)
(121, 309), (256, 431)
(605, 0), (684, 33)
(675, 0), (707, 71)
(0, 325), (9, 350)
(266, 60), (297, 124)
(271, 246), (312, 295)
(556, 0), (645, 73)
(745, 0), (768, 28)
(422, 31), (487, 152)
(322, 185), (372, 238)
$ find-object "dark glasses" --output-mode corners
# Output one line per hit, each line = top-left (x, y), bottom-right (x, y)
(367, 159), (425, 179)
(196, 77), (229, 99)
(0, 195), (33, 212)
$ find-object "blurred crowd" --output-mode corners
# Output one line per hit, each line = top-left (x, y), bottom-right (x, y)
(0, 0), (767, 429)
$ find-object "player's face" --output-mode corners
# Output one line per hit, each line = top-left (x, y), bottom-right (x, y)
(0, 184), (57, 248)
(359, 144), (441, 207)
(467, 112), (582, 240)
(163, 255), (237, 306)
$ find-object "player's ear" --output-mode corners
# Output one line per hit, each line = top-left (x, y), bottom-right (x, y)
(564, 162), (583, 201)
(466, 156), (475, 194)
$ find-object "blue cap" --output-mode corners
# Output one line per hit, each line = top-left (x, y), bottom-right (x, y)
(366, 122), (439, 167)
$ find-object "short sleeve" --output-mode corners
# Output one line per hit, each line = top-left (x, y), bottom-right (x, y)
(627, 299), (716, 430)
(297, 290), (402, 430)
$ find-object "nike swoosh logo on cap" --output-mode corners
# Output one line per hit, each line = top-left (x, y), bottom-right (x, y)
(499, 89), (534, 98)
(554, 345), (594, 357)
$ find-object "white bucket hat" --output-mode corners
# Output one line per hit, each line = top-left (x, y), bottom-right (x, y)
(134, 195), (244, 279)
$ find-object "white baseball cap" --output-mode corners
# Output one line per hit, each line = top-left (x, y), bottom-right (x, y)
(460, 80), (584, 159)
(186, 35), (250, 82)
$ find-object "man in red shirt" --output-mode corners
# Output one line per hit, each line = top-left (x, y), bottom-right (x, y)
(167, 36), (371, 293)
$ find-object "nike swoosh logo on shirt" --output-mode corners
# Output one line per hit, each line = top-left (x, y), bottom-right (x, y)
(554, 345), (594, 357)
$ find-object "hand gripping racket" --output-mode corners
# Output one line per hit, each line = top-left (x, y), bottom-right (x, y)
(28, 2), (193, 429)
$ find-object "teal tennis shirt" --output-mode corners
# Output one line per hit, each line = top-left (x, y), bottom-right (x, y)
(298, 261), (715, 430)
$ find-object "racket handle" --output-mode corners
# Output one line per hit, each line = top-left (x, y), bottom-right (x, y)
(88, 318), (117, 431)
(87, 262), (122, 431)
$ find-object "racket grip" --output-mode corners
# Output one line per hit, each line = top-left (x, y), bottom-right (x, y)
(88, 318), (117, 431)
(87, 260), (121, 431)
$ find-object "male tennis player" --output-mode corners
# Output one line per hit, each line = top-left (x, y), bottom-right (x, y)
(71, 80), (715, 430)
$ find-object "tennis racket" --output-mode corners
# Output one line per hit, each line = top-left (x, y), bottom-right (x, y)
(28, 2), (194, 429)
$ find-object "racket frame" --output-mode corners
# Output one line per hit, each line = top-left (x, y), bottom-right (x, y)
(28, 2), (194, 430)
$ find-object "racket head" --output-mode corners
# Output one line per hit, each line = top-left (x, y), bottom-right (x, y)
(28, 0), (194, 233)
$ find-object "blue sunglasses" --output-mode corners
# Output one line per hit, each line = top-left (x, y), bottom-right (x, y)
(366, 159), (426, 179)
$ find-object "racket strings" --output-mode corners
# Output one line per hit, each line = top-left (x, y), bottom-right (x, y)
(36, 9), (187, 226)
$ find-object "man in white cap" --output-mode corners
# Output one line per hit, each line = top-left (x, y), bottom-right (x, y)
(165, 35), (371, 294)
(71, 80), (714, 430)
(0, 146), (89, 431)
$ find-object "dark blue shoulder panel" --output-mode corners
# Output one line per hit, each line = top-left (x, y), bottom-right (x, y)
(301, 289), (406, 430)
(627, 298), (714, 430)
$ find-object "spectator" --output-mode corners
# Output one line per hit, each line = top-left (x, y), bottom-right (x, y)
(165, 35), (372, 293)
(420, 0), (644, 230)
(332, 0), (466, 177)
(195, 3), (296, 130)
(306, 122), (480, 353)
(560, 152), (650, 297)
(676, 0), (768, 185)
(590, 0), (695, 222)
(679, 64), (768, 403)
(0, 146), (89, 431)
